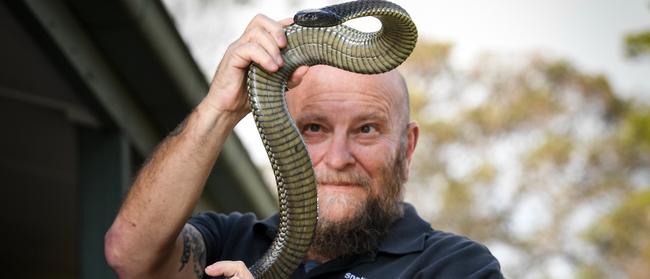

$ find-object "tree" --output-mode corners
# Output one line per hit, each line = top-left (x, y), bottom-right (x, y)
(624, 2), (650, 59)
(401, 39), (650, 278)
(625, 30), (650, 59)
(577, 4), (650, 276)
(584, 189), (650, 279)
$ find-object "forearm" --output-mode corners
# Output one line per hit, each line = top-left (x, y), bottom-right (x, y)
(105, 100), (240, 276)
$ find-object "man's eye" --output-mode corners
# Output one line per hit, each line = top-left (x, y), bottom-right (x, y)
(306, 124), (321, 132)
(360, 125), (373, 133)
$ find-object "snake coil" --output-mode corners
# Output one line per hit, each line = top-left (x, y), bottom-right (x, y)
(246, 0), (417, 278)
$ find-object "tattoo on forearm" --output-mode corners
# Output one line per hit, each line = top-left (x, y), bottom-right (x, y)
(179, 224), (207, 279)
(179, 232), (191, 270)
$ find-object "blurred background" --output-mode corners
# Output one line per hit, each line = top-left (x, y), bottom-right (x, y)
(1, 0), (648, 278)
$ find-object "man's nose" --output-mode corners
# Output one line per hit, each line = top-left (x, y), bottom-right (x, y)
(324, 133), (355, 170)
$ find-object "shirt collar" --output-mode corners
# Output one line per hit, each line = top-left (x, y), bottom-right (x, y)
(253, 202), (430, 255)
(376, 203), (430, 255)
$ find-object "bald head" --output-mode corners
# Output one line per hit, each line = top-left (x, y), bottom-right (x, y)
(287, 65), (410, 128)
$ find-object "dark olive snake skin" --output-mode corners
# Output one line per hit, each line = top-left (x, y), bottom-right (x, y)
(245, 0), (417, 278)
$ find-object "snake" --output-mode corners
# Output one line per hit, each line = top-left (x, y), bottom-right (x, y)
(245, 0), (417, 278)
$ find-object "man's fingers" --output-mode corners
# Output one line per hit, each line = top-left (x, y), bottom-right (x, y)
(205, 260), (254, 279)
(240, 27), (284, 66)
(245, 14), (287, 48)
(230, 42), (280, 72)
(288, 66), (310, 89)
(279, 17), (294, 27)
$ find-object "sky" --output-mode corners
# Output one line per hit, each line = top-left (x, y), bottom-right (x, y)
(163, 0), (650, 167)
(403, 0), (650, 98)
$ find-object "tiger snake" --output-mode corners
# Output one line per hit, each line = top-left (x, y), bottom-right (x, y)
(245, 0), (417, 277)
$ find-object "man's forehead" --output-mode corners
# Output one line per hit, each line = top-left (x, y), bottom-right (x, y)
(292, 87), (394, 122)
(288, 66), (405, 105)
(285, 65), (410, 127)
(303, 65), (403, 89)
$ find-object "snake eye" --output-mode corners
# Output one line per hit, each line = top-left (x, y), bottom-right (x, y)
(294, 8), (342, 27)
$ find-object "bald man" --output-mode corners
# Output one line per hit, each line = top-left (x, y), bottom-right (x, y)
(105, 15), (503, 279)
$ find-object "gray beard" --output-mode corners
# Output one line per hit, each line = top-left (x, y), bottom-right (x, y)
(309, 144), (408, 260)
(309, 196), (404, 260)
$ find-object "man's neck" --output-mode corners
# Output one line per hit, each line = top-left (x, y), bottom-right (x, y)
(305, 249), (331, 264)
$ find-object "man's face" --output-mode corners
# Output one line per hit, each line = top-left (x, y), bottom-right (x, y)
(286, 65), (417, 224)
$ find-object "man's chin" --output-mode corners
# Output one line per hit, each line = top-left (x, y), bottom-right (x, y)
(317, 197), (365, 224)
(309, 192), (401, 260)
(318, 208), (357, 224)
(317, 187), (367, 221)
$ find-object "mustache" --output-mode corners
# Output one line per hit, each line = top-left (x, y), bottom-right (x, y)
(316, 171), (371, 189)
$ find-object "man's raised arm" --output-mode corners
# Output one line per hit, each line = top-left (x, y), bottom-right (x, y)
(103, 15), (301, 279)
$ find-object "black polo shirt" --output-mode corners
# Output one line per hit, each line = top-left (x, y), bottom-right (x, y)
(189, 203), (503, 279)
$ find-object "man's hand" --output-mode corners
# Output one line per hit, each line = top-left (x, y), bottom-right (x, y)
(205, 261), (254, 279)
(203, 15), (309, 124)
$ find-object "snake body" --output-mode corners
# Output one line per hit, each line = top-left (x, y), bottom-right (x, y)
(246, 0), (417, 278)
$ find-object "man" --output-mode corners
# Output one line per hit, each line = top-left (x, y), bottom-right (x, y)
(105, 15), (503, 279)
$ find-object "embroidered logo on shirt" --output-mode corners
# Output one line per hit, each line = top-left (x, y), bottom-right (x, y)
(344, 272), (366, 279)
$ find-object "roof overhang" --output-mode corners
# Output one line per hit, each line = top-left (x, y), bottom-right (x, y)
(6, 0), (276, 216)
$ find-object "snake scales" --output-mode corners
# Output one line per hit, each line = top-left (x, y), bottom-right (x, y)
(245, 0), (417, 277)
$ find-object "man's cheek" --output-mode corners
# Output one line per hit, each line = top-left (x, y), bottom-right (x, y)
(305, 142), (325, 165)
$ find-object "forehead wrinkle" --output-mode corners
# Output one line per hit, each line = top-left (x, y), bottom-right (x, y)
(299, 95), (392, 123)
(294, 111), (327, 125)
(351, 112), (389, 125)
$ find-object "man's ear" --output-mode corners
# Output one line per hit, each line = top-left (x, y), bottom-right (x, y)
(405, 121), (419, 167)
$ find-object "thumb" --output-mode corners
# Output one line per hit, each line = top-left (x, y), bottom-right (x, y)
(205, 260), (254, 279)
(288, 65), (309, 89)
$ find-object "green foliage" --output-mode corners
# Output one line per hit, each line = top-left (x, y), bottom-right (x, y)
(575, 265), (608, 279)
(625, 30), (650, 58)
(619, 109), (650, 154)
(587, 190), (650, 257)
(470, 163), (497, 183)
(465, 88), (560, 135)
(526, 133), (573, 167)
(584, 190), (650, 279)
(540, 58), (577, 87)
(406, 40), (453, 75)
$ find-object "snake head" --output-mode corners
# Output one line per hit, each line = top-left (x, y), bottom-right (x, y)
(294, 8), (342, 27)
